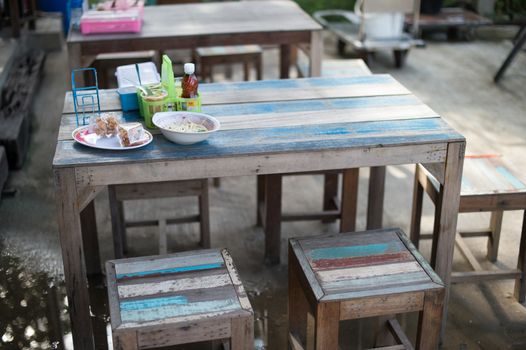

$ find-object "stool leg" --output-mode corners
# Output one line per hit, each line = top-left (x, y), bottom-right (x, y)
(264, 174), (282, 264)
(113, 332), (138, 350)
(199, 180), (211, 248)
(256, 175), (266, 227)
(322, 174), (339, 223)
(231, 315), (254, 350)
(487, 210), (503, 262)
(289, 247), (312, 348)
(340, 168), (359, 232)
(410, 165), (425, 248)
(108, 186), (127, 259)
(314, 303), (339, 350)
(416, 289), (444, 350)
(158, 219), (168, 255)
(514, 210), (526, 303)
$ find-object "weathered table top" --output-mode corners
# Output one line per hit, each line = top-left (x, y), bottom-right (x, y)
(67, 1), (322, 44)
(55, 75), (462, 174)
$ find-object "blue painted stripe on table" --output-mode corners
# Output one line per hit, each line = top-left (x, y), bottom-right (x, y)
(120, 299), (240, 323)
(116, 262), (223, 279)
(201, 75), (394, 93)
(202, 95), (424, 117)
(120, 295), (188, 311)
(54, 118), (463, 166)
(496, 166), (526, 189)
(310, 242), (404, 261)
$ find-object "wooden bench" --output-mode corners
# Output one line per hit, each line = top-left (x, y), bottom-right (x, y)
(106, 248), (253, 349)
(289, 228), (445, 349)
(410, 155), (526, 302)
(108, 179), (210, 259)
(194, 45), (263, 83)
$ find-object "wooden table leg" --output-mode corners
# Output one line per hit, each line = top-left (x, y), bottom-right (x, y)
(340, 169), (359, 232)
(514, 210), (526, 303)
(314, 303), (339, 350)
(9, 0), (21, 38)
(280, 44), (291, 79)
(264, 174), (282, 264)
(309, 31), (323, 77)
(367, 166), (386, 230)
(410, 164), (424, 248)
(322, 173), (339, 224)
(54, 168), (96, 350)
(80, 201), (101, 276)
(430, 141), (464, 339)
(28, 0), (37, 31)
(256, 175), (266, 227)
(108, 185), (127, 259)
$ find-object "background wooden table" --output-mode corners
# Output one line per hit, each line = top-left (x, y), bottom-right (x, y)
(67, 0), (323, 80)
(55, 75), (464, 349)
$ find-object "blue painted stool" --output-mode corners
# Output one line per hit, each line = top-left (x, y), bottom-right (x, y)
(288, 228), (445, 350)
(106, 249), (253, 349)
(410, 154), (526, 303)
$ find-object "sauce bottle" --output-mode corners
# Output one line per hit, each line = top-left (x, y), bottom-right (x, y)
(181, 63), (198, 98)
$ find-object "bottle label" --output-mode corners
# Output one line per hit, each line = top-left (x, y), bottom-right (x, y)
(181, 99), (199, 112)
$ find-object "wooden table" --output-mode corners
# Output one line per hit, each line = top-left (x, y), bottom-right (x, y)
(67, 0), (323, 80)
(55, 75), (465, 349)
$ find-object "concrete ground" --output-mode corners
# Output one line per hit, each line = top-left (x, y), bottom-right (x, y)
(1, 23), (526, 349)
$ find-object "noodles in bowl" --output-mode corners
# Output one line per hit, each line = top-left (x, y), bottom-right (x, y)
(152, 112), (220, 145)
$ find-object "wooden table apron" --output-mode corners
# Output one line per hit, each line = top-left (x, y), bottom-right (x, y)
(54, 76), (465, 349)
(67, 1), (324, 79)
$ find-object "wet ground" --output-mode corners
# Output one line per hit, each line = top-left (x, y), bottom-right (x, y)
(1, 22), (526, 349)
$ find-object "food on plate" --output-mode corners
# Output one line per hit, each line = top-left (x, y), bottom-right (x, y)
(118, 122), (149, 147)
(166, 119), (208, 133)
(92, 113), (120, 136)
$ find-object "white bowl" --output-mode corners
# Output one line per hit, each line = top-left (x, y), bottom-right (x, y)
(152, 112), (220, 145)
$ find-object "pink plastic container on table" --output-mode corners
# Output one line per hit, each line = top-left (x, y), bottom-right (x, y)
(80, 1), (144, 35)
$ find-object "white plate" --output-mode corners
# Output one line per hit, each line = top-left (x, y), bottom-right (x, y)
(72, 125), (153, 150)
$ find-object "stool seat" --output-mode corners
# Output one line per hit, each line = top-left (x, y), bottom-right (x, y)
(292, 229), (442, 301)
(289, 228), (445, 349)
(106, 249), (253, 349)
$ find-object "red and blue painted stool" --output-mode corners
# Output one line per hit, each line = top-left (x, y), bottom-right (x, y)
(106, 249), (253, 349)
(410, 154), (526, 302)
(288, 228), (445, 350)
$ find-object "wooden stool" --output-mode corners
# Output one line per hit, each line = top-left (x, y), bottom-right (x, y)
(91, 51), (160, 89)
(106, 248), (254, 349)
(410, 155), (526, 302)
(108, 179), (210, 259)
(194, 45), (263, 83)
(288, 228), (445, 349)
